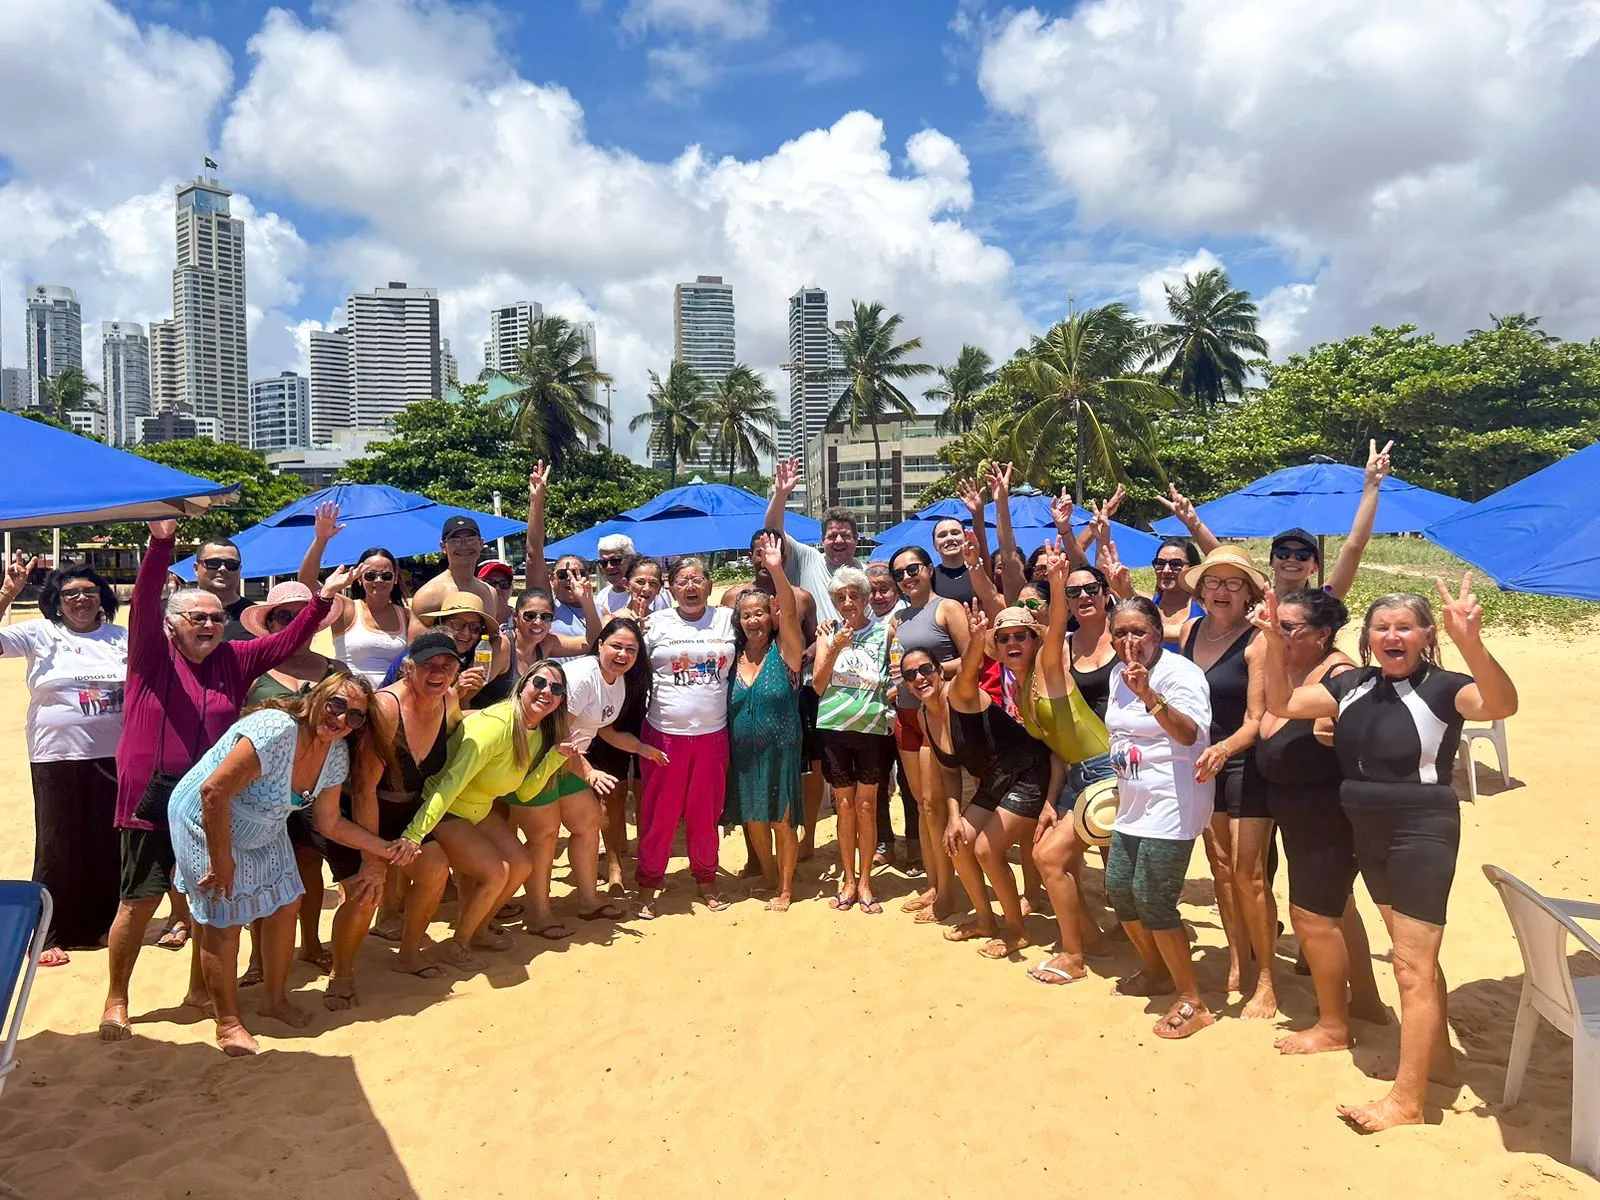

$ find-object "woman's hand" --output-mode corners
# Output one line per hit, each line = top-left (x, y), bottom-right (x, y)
(639, 743), (670, 767)
(1194, 744), (1231, 782)
(197, 854), (236, 899)
(984, 460), (1013, 502)
(385, 838), (421, 867)
(312, 501), (344, 544)
(346, 862), (387, 907)
(1436, 572), (1483, 647)
(772, 457), (799, 499)
(528, 458), (551, 506)
(1050, 488), (1075, 536)
(821, 619), (851, 650)
(1033, 803), (1058, 844)
(1120, 638), (1152, 703)
(1365, 438), (1394, 489)
(944, 812), (977, 859)
(965, 601), (990, 642)
(1, 552), (39, 598)
(320, 564), (356, 600)
(1246, 588), (1282, 643)
(1156, 484), (1198, 528)
(1045, 537), (1070, 584)
(456, 665), (486, 699)
(588, 769), (620, 797)
(960, 529), (983, 572)
(148, 519), (178, 541)
(956, 477), (985, 520)
(1099, 541), (1132, 595)
(753, 531), (784, 574)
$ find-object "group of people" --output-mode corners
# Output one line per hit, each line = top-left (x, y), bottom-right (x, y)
(3, 439), (1516, 1133)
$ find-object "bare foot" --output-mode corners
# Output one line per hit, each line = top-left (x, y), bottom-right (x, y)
(1337, 1093), (1423, 1133)
(1112, 969), (1175, 998)
(471, 928), (515, 951)
(902, 888), (937, 913)
(216, 1020), (259, 1057)
(765, 894), (792, 912)
(942, 918), (993, 943)
(1276, 1024), (1353, 1055)
(98, 1000), (132, 1042)
(437, 940), (485, 972)
(322, 979), (359, 1012)
(182, 989), (215, 1017)
(296, 945), (334, 974)
(40, 946), (69, 967)
(258, 1000), (313, 1029)
(1242, 984), (1279, 1020)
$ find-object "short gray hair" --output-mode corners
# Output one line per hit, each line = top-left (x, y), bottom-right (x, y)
(828, 566), (870, 600)
(165, 588), (221, 620)
(865, 561), (893, 583)
(597, 534), (636, 556)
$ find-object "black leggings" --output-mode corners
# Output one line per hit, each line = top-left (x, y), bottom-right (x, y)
(876, 754), (918, 848)
(1343, 801), (1460, 926)
(1266, 780), (1358, 920)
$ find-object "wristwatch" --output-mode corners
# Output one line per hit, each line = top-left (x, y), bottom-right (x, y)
(1148, 694), (1169, 715)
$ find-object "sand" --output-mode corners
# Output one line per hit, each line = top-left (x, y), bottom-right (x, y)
(0, 621), (1598, 1200)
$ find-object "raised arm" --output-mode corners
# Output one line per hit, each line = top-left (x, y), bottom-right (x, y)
(755, 533), (805, 672)
(525, 460), (552, 592)
(1325, 439), (1392, 599)
(1157, 484), (1219, 555)
(1247, 592), (1340, 720)
(1436, 574), (1518, 721)
(1037, 542), (1072, 694)
(986, 463), (1028, 601)
(766, 457), (798, 536)
(297, 502), (353, 634)
(0, 553), (40, 628)
(236, 564), (350, 680)
(949, 602), (989, 710)
(960, 530), (1005, 620)
(957, 476), (993, 574)
(1049, 489), (1090, 569)
(129, 522), (178, 669)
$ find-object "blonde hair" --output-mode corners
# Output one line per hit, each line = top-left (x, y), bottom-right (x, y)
(1360, 593), (1440, 668)
(512, 660), (569, 771)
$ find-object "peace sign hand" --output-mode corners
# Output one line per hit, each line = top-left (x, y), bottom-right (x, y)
(528, 459), (552, 505)
(1366, 439), (1395, 488)
(1098, 484), (1126, 522)
(1156, 484), (1197, 527)
(1247, 587), (1282, 643)
(960, 529), (982, 572)
(965, 600), (990, 642)
(2, 552), (39, 598)
(1435, 572), (1482, 647)
(1050, 488), (1074, 534)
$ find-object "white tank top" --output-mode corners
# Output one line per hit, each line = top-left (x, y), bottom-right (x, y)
(333, 602), (410, 684)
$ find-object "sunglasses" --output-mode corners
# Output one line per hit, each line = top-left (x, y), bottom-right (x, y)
(1273, 547), (1316, 563)
(265, 607), (297, 628)
(902, 662), (938, 681)
(993, 629), (1035, 646)
(324, 694), (367, 730)
(1019, 596), (1045, 611)
(554, 568), (583, 581)
(1277, 620), (1308, 636)
(198, 557), (240, 571)
(59, 587), (99, 600)
(1152, 558), (1188, 571)
(362, 570), (394, 582)
(1200, 576), (1248, 592)
(520, 610), (554, 624)
(177, 611), (227, 627)
(526, 675), (567, 698)
(443, 617), (485, 634)
(889, 563), (924, 582)
(598, 556), (627, 568)
(487, 577), (513, 590)
(1064, 583), (1104, 598)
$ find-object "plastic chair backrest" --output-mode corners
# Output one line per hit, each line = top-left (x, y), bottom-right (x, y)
(0, 881), (44, 1028)
(1483, 865), (1599, 1039)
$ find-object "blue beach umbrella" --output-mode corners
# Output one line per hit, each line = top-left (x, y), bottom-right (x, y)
(544, 481), (822, 560)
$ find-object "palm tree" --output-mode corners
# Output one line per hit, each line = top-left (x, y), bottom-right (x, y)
(1010, 302), (1181, 500)
(491, 315), (612, 460)
(629, 360), (705, 487)
(926, 344), (996, 434)
(1468, 312), (1560, 345)
(1144, 267), (1269, 413)
(698, 364), (779, 485)
(42, 366), (101, 419)
(810, 301), (933, 530)
(934, 409), (1017, 484)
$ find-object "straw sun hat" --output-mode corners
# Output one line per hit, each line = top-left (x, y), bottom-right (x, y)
(1181, 544), (1269, 596)
(240, 581), (348, 639)
(1072, 776), (1121, 848)
(982, 606), (1046, 657)
(421, 592), (492, 627)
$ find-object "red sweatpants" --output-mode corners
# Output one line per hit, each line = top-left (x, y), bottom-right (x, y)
(635, 722), (729, 890)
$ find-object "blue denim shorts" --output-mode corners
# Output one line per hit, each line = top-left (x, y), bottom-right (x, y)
(1053, 752), (1115, 817)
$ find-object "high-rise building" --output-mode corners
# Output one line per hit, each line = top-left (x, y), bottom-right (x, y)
(101, 321), (152, 447)
(67, 409), (107, 440)
(135, 410), (221, 444)
(1, 367), (27, 411)
(250, 371), (311, 452)
(346, 282), (441, 429)
(674, 276), (735, 386)
(308, 327), (352, 445)
(484, 300), (542, 373)
(785, 286), (831, 486)
(440, 337), (458, 389)
(163, 177), (249, 444)
(23, 285), (83, 409)
(147, 319), (183, 416)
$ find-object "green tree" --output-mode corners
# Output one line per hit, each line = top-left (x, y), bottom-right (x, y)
(541, 448), (668, 540)
(1009, 303), (1179, 500)
(930, 409), (1017, 490)
(1468, 312), (1559, 345)
(698, 363), (779, 485)
(42, 366), (102, 419)
(811, 300), (932, 530)
(132, 439), (307, 544)
(1144, 267), (1269, 413)
(491, 314), (611, 461)
(630, 360), (705, 488)
(926, 344), (996, 434)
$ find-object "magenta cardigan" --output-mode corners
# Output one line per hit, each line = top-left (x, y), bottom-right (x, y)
(114, 535), (333, 831)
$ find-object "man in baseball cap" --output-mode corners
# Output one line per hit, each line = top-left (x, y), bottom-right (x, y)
(408, 512), (499, 639)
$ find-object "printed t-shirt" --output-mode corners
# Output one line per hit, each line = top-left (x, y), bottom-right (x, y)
(0, 619), (129, 761)
(562, 655), (628, 753)
(817, 620), (892, 736)
(1106, 651), (1214, 840)
(645, 607), (737, 736)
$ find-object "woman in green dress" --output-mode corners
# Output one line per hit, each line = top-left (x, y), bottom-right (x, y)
(726, 533), (807, 911)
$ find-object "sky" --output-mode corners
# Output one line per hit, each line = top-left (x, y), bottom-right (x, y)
(3, 0), (1600, 460)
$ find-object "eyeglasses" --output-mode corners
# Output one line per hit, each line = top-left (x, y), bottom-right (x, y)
(520, 610), (554, 624)
(993, 629), (1035, 646)
(59, 587), (99, 600)
(443, 617), (484, 635)
(487, 577), (513, 590)
(324, 694), (367, 730)
(198, 557), (240, 571)
(1277, 620), (1308, 636)
(554, 568), (583, 581)
(177, 610), (227, 627)
(889, 563), (924, 582)
(1152, 558), (1188, 571)
(675, 576), (708, 588)
(526, 675), (567, 698)
(902, 662), (938, 681)
(1064, 582), (1104, 598)
(1273, 547), (1315, 563)
(598, 556), (626, 568)
(265, 607), (297, 629)
(1200, 576), (1248, 593)
(362, 570), (394, 583)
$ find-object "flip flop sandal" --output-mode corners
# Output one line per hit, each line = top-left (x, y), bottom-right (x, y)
(978, 938), (1022, 960)
(1029, 959), (1085, 984)
(577, 903), (627, 921)
(155, 923), (189, 950)
(828, 893), (857, 911)
(1154, 1001), (1215, 1040)
(942, 923), (989, 943)
(858, 898), (884, 915)
(901, 892), (936, 913)
(496, 902), (525, 921)
(528, 923), (572, 941)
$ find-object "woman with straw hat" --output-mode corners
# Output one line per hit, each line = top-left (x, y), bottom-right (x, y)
(1179, 544), (1278, 1020)
(416, 592), (509, 709)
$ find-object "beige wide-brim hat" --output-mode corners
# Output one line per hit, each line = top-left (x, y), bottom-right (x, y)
(1072, 776), (1121, 849)
(240, 581), (348, 638)
(1181, 544), (1269, 597)
(421, 591), (490, 622)
(982, 605), (1046, 658)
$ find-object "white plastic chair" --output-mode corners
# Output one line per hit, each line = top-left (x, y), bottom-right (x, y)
(1482, 865), (1600, 1176)
(1460, 719), (1510, 802)
(0, 881), (52, 1100)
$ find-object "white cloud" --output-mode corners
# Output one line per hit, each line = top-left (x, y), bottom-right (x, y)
(979, 0), (1600, 348)
(1134, 249), (1223, 323)
(621, 0), (772, 40)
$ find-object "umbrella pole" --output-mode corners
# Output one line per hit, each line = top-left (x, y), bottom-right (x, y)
(51, 527), (60, 572)
(1317, 534), (1326, 589)
(493, 491), (507, 564)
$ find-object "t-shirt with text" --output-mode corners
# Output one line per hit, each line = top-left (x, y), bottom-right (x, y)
(0, 619), (129, 761)
(645, 607), (737, 736)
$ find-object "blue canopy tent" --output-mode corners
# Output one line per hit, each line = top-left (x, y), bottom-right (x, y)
(873, 493), (1162, 566)
(171, 484), (524, 580)
(1150, 463), (1467, 541)
(1424, 442), (1600, 601)
(544, 481), (823, 560)
(0, 410), (237, 530)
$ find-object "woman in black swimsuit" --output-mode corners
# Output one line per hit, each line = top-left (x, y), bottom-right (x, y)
(1254, 578), (1517, 1134)
(1254, 589), (1384, 1055)
(325, 632), (464, 1005)
(1181, 546), (1277, 1020)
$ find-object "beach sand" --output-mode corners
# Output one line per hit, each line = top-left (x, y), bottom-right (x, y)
(0, 624), (1597, 1199)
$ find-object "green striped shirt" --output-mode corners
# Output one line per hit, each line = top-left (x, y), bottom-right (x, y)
(817, 621), (893, 735)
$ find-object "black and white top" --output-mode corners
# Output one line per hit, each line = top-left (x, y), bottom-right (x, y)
(1323, 664), (1472, 808)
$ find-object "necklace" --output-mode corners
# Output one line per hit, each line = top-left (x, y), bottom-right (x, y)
(1200, 617), (1245, 644)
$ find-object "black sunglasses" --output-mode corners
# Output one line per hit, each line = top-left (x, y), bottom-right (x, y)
(526, 675), (566, 698)
(1151, 558), (1188, 571)
(902, 662), (938, 681)
(1273, 547), (1316, 563)
(889, 563), (924, 582)
(520, 610), (554, 623)
(198, 557), (240, 571)
(324, 694), (367, 730)
(362, 570), (394, 582)
(265, 607), (297, 628)
(487, 577), (513, 590)
(1064, 582), (1104, 598)
(598, 555), (627, 568)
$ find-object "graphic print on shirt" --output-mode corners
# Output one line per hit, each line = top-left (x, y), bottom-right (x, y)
(1109, 737), (1143, 781)
(671, 649), (729, 687)
(77, 680), (125, 717)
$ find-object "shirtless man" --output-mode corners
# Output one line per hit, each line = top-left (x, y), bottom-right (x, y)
(409, 516), (501, 638)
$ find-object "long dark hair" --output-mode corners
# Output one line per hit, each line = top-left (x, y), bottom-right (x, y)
(591, 614), (651, 716)
(1159, 537), (1202, 566)
(40, 564), (117, 624)
(350, 546), (407, 602)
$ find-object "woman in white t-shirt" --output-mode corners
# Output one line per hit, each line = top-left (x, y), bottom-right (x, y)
(1102, 596), (1216, 1040)
(0, 558), (129, 965)
(507, 616), (659, 938)
(634, 556), (738, 919)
